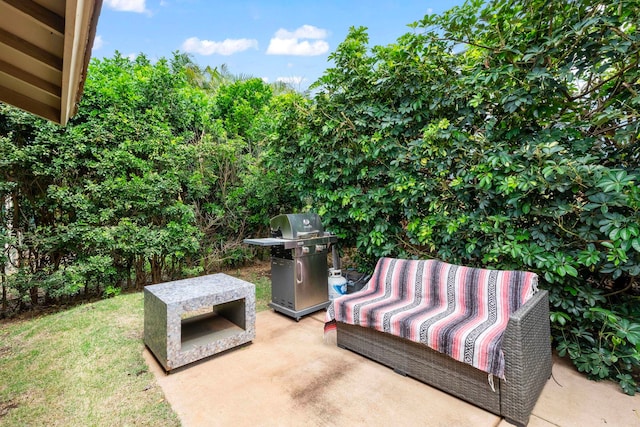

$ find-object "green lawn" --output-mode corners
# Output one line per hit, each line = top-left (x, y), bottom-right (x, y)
(0, 267), (271, 426)
(0, 293), (179, 426)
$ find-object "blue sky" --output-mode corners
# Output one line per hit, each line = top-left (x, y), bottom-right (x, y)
(95, 0), (464, 90)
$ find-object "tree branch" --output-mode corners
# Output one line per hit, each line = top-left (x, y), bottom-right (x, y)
(434, 37), (497, 52)
(569, 57), (640, 102)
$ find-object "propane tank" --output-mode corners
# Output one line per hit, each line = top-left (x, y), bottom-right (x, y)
(328, 268), (348, 300)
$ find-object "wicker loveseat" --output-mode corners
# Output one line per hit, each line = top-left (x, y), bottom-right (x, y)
(325, 258), (552, 427)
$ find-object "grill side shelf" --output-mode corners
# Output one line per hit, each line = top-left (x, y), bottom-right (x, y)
(243, 238), (287, 247)
(244, 235), (337, 250)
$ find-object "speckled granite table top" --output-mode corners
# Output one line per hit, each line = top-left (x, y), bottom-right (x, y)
(145, 273), (254, 305)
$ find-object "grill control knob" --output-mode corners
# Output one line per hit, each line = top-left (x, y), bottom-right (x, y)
(315, 244), (326, 251)
(302, 246), (310, 254)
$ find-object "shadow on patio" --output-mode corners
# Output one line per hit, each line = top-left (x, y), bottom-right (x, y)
(144, 310), (639, 427)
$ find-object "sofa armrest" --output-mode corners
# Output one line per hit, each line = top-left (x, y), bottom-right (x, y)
(500, 290), (552, 426)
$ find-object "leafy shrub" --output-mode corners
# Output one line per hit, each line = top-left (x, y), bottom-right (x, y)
(103, 285), (122, 299)
(268, 0), (640, 393)
(0, 52), (306, 314)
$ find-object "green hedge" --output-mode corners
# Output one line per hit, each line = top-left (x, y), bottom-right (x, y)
(267, 0), (640, 394)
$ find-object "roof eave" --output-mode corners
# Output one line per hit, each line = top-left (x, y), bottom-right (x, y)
(59, 0), (103, 125)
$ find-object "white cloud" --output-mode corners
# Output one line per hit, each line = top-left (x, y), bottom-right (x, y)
(104, 0), (147, 13)
(277, 76), (306, 86)
(267, 25), (329, 56)
(181, 37), (258, 56)
(93, 35), (104, 50)
(275, 25), (328, 40)
(267, 38), (328, 56)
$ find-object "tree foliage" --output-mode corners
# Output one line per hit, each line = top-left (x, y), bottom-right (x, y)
(0, 52), (300, 312)
(267, 0), (640, 393)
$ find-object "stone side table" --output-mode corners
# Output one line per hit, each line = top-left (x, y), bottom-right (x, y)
(144, 273), (256, 371)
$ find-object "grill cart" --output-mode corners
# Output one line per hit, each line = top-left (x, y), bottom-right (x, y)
(244, 213), (338, 321)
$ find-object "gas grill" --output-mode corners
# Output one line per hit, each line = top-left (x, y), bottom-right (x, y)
(244, 213), (338, 320)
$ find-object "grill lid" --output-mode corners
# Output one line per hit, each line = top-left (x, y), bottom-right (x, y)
(270, 213), (324, 240)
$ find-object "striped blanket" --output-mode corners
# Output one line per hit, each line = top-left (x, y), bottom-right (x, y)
(325, 258), (537, 379)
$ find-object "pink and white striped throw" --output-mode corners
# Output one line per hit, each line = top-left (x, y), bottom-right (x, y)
(325, 257), (537, 379)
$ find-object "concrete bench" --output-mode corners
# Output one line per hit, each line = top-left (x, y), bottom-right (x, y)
(144, 273), (256, 371)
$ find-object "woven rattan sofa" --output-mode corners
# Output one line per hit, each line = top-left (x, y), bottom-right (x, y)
(326, 258), (552, 427)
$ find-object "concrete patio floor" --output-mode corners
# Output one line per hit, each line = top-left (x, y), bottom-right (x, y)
(144, 309), (639, 427)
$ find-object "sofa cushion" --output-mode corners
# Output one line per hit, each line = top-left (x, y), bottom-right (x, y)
(325, 257), (537, 378)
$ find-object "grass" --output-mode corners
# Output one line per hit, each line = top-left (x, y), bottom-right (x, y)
(226, 262), (271, 312)
(0, 263), (272, 426)
(0, 293), (179, 426)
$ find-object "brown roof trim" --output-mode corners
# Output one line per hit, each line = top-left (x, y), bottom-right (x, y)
(69, 0), (103, 122)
